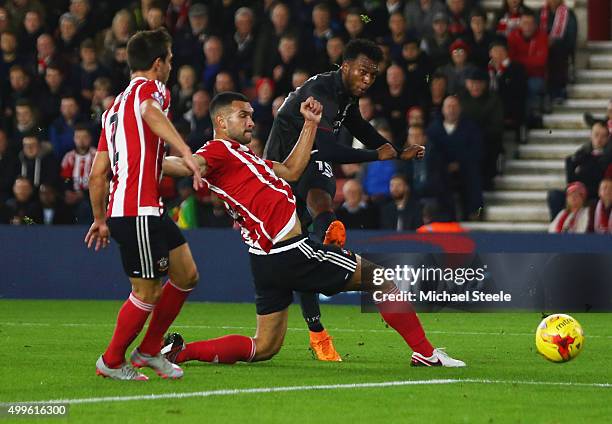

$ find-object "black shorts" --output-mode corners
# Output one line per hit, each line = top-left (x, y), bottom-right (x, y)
(108, 214), (186, 279)
(249, 236), (358, 315)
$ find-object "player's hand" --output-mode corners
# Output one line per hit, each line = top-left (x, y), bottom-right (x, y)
(377, 143), (398, 161)
(400, 145), (425, 161)
(85, 218), (110, 251)
(300, 97), (323, 124)
(182, 153), (204, 191)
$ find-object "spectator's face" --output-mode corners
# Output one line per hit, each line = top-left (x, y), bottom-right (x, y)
(599, 179), (612, 205)
(442, 97), (461, 123)
(345, 14), (363, 37)
(215, 73), (234, 92)
(342, 54), (379, 97)
(70, 0), (89, 19)
(489, 45), (508, 64)
(74, 129), (91, 152)
(37, 35), (55, 57)
(432, 20), (447, 36)
(520, 16), (537, 38)
(22, 137), (39, 159)
(451, 48), (467, 66)
(146, 8), (164, 30)
(470, 16), (485, 34)
(271, 4), (289, 32)
(60, 18), (77, 41)
(326, 37), (344, 61)
(60, 98), (79, 120)
(93, 82), (110, 101)
(358, 97), (374, 120)
(15, 106), (33, 127)
(14, 179), (33, 203)
(178, 66), (196, 90)
(566, 191), (584, 210)
(591, 124), (609, 150)
(292, 71), (308, 90)
(1, 32), (17, 54)
(278, 38), (297, 62)
(408, 127), (426, 146)
(189, 14), (207, 33)
(45, 68), (63, 91)
(386, 65), (404, 88)
(24, 11), (41, 34)
(342, 180), (362, 207)
(389, 177), (408, 201)
(0, 131), (7, 154)
(39, 184), (57, 207)
(204, 38), (223, 64)
(235, 11), (253, 35)
(192, 91), (210, 118)
(466, 79), (486, 98)
(402, 42), (419, 61)
(114, 46), (127, 63)
(113, 13), (131, 37)
(447, 0), (465, 14)
(507, 0), (521, 9)
(272, 96), (285, 117)
(431, 77), (447, 97)
(388, 13), (405, 35)
(0, 8), (9, 33)
(336, 0), (351, 8)
(80, 47), (96, 64)
(312, 7), (330, 30)
(408, 109), (424, 126)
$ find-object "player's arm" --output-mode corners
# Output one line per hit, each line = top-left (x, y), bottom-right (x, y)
(140, 99), (203, 190)
(85, 150), (111, 250)
(162, 154), (208, 178)
(272, 97), (322, 182)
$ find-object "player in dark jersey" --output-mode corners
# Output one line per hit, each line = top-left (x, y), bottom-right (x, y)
(158, 92), (463, 368)
(264, 39), (422, 360)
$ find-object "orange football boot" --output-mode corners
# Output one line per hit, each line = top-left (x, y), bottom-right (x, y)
(309, 329), (342, 362)
(323, 220), (346, 247)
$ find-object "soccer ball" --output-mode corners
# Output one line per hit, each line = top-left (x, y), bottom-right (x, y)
(535, 314), (584, 362)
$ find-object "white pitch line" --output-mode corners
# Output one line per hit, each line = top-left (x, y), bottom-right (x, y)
(2, 322), (612, 339)
(11, 378), (612, 406)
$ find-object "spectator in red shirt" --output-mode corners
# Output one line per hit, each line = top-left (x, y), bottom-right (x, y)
(508, 11), (548, 128)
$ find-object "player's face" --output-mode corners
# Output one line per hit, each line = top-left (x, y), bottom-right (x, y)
(223, 101), (255, 145)
(342, 54), (379, 97)
(157, 46), (172, 84)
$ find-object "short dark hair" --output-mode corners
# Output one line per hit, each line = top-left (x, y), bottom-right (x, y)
(343, 39), (383, 63)
(391, 173), (409, 185)
(592, 120), (609, 131)
(210, 91), (249, 120)
(74, 123), (91, 133)
(127, 28), (172, 72)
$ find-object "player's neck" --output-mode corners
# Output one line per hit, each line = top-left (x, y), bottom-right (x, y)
(131, 70), (159, 82)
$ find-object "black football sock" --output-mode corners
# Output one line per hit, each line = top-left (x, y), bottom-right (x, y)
(298, 292), (324, 332)
(311, 211), (336, 243)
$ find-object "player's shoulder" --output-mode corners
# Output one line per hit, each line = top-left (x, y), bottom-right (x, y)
(301, 71), (336, 96)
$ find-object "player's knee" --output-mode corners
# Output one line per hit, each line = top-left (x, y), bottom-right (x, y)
(252, 337), (282, 361)
(132, 283), (163, 304)
(171, 267), (199, 290)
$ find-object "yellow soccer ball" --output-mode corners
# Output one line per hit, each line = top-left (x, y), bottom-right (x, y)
(535, 314), (584, 362)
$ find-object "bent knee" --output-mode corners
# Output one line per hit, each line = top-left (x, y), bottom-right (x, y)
(132, 284), (163, 304)
(252, 339), (282, 362)
(171, 268), (199, 290)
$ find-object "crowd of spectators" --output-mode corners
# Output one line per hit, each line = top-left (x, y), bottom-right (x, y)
(0, 0), (593, 231)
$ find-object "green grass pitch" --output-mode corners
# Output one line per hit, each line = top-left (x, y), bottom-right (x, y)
(1, 300), (611, 423)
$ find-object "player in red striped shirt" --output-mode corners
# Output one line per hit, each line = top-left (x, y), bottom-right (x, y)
(160, 92), (465, 368)
(85, 29), (204, 381)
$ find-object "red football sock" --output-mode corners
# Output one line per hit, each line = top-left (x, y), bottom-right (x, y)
(175, 335), (255, 364)
(139, 280), (192, 356)
(103, 293), (154, 368)
(376, 287), (434, 357)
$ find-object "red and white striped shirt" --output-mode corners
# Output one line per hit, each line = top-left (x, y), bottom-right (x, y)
(195, 139), (297, 253)
(60, 147), (97, 191)
(98, 77), (170, 217)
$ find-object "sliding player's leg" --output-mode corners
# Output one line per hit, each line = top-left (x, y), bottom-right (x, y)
(343, 255), (466, 367)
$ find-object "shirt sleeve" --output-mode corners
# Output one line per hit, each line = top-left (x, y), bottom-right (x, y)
(97, 127), (108, 152)
(138, 80), (170, 111)
(195, 141), (229, 171)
